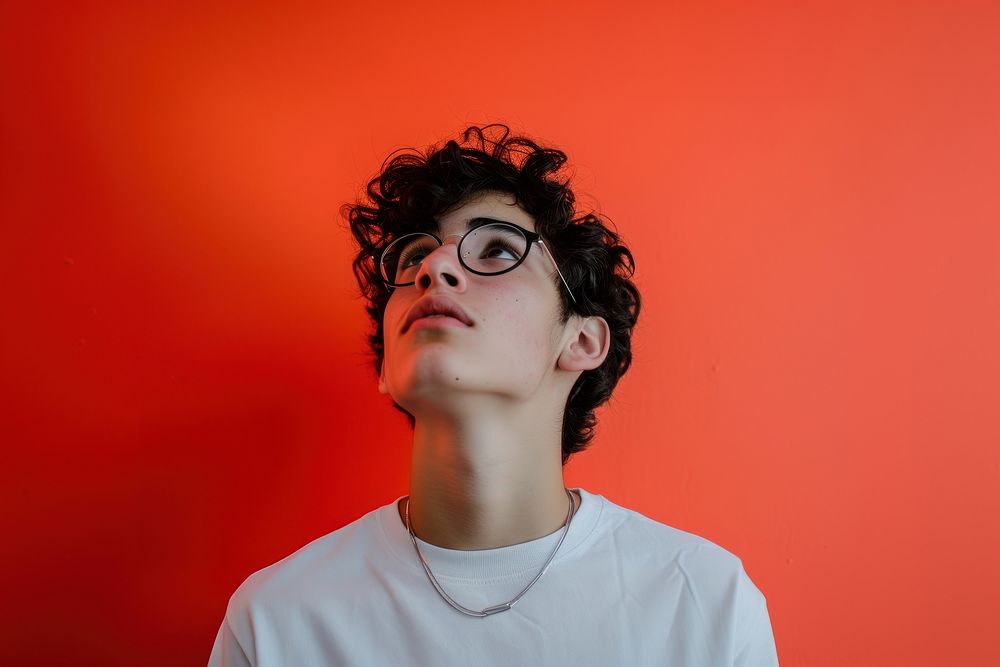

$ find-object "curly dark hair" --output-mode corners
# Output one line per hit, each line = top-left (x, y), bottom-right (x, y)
(341, 124), (641, 465)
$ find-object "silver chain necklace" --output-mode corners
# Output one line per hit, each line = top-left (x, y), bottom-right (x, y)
(404, 488), (577, 618)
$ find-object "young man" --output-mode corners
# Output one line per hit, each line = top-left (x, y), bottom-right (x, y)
(208, 125), (779, 665)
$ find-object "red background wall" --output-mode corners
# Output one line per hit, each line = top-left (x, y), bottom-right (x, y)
(3, 2), (998, 665)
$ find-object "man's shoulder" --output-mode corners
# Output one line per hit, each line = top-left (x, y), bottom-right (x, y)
(224, 501), (389, 614)
(594, 492), (750, 579)
(590, 492), (768, 615)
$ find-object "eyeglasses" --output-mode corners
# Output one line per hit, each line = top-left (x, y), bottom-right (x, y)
(378, 220), (577, 303)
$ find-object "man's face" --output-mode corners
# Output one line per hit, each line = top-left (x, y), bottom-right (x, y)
(378, 191), (570, 413)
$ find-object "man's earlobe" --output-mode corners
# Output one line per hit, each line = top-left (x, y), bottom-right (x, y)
(558, 316), (611, 372)
(378, 364), (388, 395)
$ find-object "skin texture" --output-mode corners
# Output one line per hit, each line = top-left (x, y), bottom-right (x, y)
(380, 191), (610, 550)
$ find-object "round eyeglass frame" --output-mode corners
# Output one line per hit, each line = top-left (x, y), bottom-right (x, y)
(378, 221), (577, 304)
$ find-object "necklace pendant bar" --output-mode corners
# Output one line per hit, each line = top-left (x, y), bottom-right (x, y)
(481, 603), (512, 616)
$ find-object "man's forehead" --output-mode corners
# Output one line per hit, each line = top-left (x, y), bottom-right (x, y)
(433, 193), (536, 234)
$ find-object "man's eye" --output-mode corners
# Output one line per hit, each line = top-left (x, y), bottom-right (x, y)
(401, 251), (427, 267)
(399, 242), (437, 267)
(483, 242), (519, 260)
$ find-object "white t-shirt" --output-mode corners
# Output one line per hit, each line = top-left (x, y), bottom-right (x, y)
(209, 488), (778, 666)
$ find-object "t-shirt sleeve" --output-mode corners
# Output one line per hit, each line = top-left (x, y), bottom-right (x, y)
(734, 567), (779, 666)
(206, 610), (254, 667)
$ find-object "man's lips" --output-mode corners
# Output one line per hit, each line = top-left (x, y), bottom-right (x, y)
(402, 295), (474, 332)
(407, 315), (470, 332)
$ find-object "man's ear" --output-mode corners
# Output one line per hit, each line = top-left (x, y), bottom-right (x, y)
(557, 316), (611, 372)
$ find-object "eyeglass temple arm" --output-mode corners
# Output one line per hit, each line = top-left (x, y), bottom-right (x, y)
(537, 240), (577, 305)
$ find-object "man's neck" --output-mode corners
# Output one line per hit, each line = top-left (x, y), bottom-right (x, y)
(396, 415), (577, 550)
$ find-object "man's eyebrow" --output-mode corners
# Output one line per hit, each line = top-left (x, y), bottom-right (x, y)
(466, 217), (514, 230)
(433, 216), (518, 234)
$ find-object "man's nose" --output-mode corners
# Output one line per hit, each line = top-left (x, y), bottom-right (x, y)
(414, 238), (468, 291)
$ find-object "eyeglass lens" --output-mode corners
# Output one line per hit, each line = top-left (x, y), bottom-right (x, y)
(381, 223), (528, 285)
